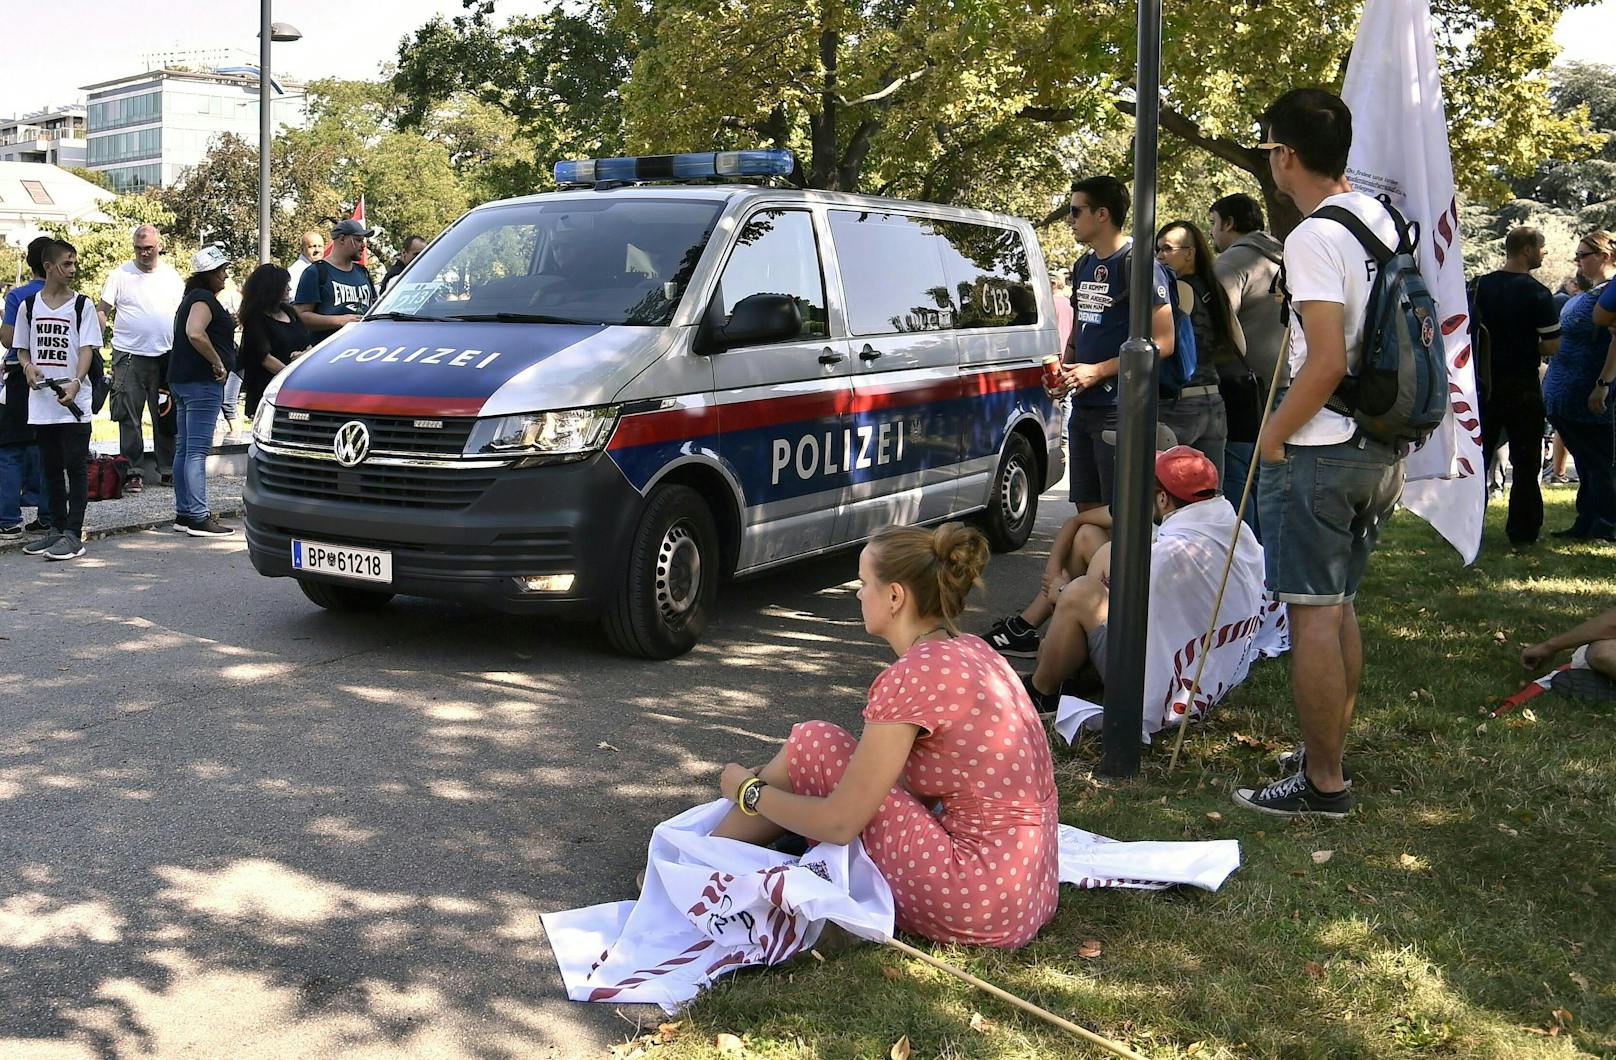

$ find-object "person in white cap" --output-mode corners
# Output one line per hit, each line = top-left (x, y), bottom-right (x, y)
(294, 218), (377, 334)
(167, 245), (237, 537)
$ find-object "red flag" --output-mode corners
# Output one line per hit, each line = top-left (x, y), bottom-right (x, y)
(352, 196), (369, 267)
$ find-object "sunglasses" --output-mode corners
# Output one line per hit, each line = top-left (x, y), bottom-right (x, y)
(1068, 203), (1091, 219)
(1256, 141), (1287, 153)
(1155, 243), (1189, 254)
(1574, 249), (1602, 260)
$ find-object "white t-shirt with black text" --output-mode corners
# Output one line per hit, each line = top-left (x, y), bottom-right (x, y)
(100, 260), (184, 356)
(15, 291), (104, 425)
(1282, 190), (1402, 446)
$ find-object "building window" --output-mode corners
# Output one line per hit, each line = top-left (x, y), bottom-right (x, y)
(87, 90), (161, 133)
(87, 127), (160, 166)
(21, 180), (53, 205)
(102, 163), (162, 193)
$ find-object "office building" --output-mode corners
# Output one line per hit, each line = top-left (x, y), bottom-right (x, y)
(83, 68), (306, 193)
(0, 106), (88, 169)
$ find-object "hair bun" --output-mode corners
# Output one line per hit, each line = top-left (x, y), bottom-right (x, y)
(930, 522), (989, 621)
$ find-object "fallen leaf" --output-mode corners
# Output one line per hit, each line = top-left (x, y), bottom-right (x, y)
(809, 949), (825, 962)
(1521, 708), (1537, 722)
(1311, 850), (1334, 864)
(1078, 938), (1104, 959)
(1571, 972), (1590, 992)
(657, 1023), (681, 1042)
(598, 741), (620, 752)
(1494, 631), (1507, 643)
(716, 1033), (746, 1057)
(1304, 961), (1325, 979)
(1496, 823), (1519, 837)
(1399, 853), (1420, 870)
(1475, 723), (1489, 734)
(1234, 733), (1266, 749)
(1186, 1043), (1206, 1056)
(890, 1034), (912, 1060)
(880, 965), (903, 980)
(1553, 1008), (1574, 1026)
(1254, 830), (1266, 839)
(969, 1012), (996, 1033)
(1205, 811), (1223, 823)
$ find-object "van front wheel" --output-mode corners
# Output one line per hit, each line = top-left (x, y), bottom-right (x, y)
(979, 433), (1038, 552)
(604, 483), (719, 659)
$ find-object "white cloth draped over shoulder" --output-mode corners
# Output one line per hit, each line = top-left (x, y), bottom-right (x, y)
(1056, 497), (1271, 743)
(543, 798), (1241, 1012)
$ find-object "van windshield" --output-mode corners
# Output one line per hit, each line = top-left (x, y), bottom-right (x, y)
(371, 198), (724, 327)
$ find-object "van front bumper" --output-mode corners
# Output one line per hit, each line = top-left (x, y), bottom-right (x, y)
(244, 445), (641, 617)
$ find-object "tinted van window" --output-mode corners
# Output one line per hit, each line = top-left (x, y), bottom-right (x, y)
(371, 198), (723, 326)
(934, 221), (1038, 328)
(828, 210), (953, 336)
(715, 209), (828, 339)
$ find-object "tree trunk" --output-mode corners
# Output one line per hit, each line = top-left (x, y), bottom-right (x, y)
(809, 28), (839, 190)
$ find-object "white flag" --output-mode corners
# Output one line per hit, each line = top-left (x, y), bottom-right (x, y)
(1341, 0), (1485, 563)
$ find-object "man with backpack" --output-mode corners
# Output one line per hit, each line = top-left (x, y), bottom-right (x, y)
(1210, 193), (1287, 536)
(1056, 175), (1178, 512)
(12, 240), (104, 561)
(0, 236), (53, 539)
(1233, 87), (1434, 819)
(294, 218), (377, 334)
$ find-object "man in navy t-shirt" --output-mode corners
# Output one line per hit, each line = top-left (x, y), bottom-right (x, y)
(1057, 175), (1176, 510)
(294, 218), (377, 334)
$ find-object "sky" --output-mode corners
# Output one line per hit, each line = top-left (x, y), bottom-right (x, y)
(0, 0), (1612, 118)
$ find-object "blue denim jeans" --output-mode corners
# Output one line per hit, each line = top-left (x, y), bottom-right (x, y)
(1257, 434), (1404, 605)
(1223, 441), (1261, 540)
(1549, 414), (1616, 537)
(0, 443), (45, 527)
(172, 380), (223, 523)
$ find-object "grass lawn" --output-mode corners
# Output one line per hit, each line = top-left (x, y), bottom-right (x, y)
(630, 491), (1614, 1059)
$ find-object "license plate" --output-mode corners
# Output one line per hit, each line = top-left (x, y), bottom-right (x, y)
(291, 539), (393, 584)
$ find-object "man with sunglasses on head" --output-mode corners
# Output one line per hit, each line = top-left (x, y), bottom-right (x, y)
(1056, 175), (1177, 513)
(294, 219), (378, 334)
(99, 224), (183, 488)
(1230, 88), (1406, 820)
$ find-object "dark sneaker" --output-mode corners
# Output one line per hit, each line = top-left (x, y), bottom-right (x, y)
(22, 532), (60, 555)
(1278, 743), (1355, 783)
(0, 524), (21, 540)
(172, 517), (191, 532)
(985, 615), (1040, 658)
(44, 533), (85, 560)
(125, 472), (144, 494)
(184, 515), (235, 538)
(160, 473), (173, 486)
(1232, 771), (1353, 819)
(23, 518), (47, 533)
(1023, 673), (1059, 713)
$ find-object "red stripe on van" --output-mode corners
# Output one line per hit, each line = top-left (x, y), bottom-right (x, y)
(274, 388), (488, 416)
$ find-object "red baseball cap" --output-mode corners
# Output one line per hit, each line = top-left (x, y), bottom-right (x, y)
(1155, 445), (1219, 502)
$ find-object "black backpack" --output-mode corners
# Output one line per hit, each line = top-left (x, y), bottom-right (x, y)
(23, 292), (108, 414)
(1304, 197), (1449, 451)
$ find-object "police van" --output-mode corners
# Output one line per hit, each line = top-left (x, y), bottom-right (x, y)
(246, 149), (1064, 658)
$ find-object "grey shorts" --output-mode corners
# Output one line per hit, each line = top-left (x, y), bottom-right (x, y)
(1068, 405), (1118, 506)
(1257, 435), (1404, 605)
(1087, 622), (1108, 682)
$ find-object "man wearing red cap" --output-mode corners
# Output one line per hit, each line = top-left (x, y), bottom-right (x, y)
(1026, 446), (1266, 736)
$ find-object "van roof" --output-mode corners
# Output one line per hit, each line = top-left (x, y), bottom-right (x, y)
(475, 184), (1032, 229)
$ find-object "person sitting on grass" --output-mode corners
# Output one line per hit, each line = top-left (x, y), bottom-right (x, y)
(1522, 607), (1616, 698)
(707, 522), (1060, 948)
(984, 424), (1176, 659)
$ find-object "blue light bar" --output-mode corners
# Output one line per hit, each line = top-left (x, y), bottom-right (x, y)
(554, 149), (796, 185)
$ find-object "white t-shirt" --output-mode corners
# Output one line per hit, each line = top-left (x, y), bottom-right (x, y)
(100, 261), (184, 356)
(1282, 190), (1402, 446)
(286, 256), (316, 303)
(15, 291), (104, 425)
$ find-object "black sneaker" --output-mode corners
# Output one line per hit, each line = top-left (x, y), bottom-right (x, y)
(23, 518), (47, 533)
(985, 615), (1040, 658)
(22, 532), (60, 555)
(172, 517), (191, 532)
(1232, 771), (1353, 819)
(184, 515), (235, 538)
(1022, 673), (1059, 713)
(1277, 743), (1355, 783)
(44, 533), (85, 560)
(160, 473), (173, 486)
(0, 524), (21, 539)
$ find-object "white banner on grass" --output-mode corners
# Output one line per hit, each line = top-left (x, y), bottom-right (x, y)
(1341, 0), (1485, 563)
(543, 799), (1242, 1012)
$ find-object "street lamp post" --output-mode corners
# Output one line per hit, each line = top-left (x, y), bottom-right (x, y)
(258, 6), (302, 264)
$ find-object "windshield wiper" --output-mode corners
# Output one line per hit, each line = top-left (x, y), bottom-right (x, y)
(368, 311), (450, 322)
(446, 312), (600, 325)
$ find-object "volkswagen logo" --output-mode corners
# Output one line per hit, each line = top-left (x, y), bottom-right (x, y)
(333, 420), (371, 467)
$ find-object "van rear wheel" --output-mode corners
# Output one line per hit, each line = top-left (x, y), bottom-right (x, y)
(604, 483), (719, 659)
(297, 578), (395, 612)
(979, 433), (1038, 552)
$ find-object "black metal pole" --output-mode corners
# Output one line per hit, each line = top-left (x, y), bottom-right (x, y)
(1099, 0), (1164, 779)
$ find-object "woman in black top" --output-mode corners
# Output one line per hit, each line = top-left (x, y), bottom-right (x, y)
(238, 263), (312, 419)
(168, 245), (238, 537)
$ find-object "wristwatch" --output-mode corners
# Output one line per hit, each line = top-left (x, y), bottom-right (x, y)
(1597, 378), (1612, 388)
(738, 776), (766, 816)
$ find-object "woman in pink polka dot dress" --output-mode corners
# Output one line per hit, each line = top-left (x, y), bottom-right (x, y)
(711, 522), (1060, 948)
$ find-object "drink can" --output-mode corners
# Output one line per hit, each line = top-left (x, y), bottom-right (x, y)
(1041, 355), (1062, 390)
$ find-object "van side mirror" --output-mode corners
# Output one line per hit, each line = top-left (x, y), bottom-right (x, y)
(708, 293), (801, 351)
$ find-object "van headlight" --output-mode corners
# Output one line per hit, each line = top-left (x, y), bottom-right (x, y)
(251, 396), (275, 444)
(468, 406), (619, 459)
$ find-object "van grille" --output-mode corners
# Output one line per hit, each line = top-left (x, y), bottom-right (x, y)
(272, 408), (475, 457)
(254, 448), (496, 510)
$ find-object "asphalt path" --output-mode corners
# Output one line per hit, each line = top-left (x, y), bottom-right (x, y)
(0, 490), (1066, 1058)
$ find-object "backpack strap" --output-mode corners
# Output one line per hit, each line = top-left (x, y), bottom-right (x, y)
(1312, 205), (1397, 265)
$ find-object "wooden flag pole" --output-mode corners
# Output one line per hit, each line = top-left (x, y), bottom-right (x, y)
(1166, 333), (1291, 773)
(883, 937), (1148, 1059)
